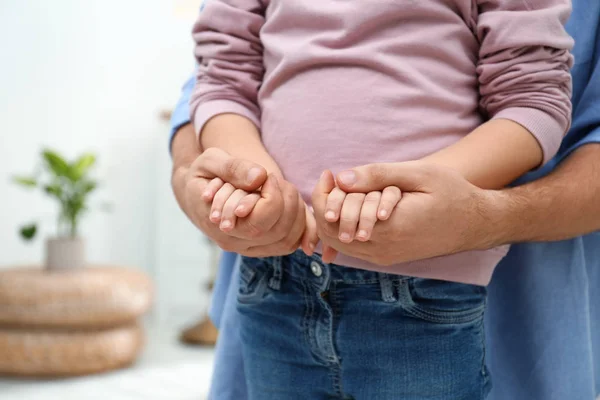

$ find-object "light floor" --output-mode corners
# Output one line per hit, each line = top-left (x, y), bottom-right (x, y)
(0, 323), (215, 400)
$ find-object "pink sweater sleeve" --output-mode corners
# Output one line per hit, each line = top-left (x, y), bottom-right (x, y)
(189, 0), (265, 138)
(476, 0), (574, 165)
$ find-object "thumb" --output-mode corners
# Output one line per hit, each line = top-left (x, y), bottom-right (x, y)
(194, 148), (267, 192)
(335, 162), (426, 193)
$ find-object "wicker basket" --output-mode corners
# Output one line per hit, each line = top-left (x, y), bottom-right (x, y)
(0, 323), (143, 377)
(0, 265), (152, 377)
(0, 266), (152, 329)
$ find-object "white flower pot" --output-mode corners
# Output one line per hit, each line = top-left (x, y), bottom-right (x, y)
(45, 237), (86, 270)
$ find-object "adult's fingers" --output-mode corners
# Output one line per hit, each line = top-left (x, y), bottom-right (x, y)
(335, 161), (428, 193)
(192, 148), (267, 191)
(301, 207), (318, 256)
(321, 244), (339, 264)
(236, 174), (285, 239)
(244, 197), (305, 257)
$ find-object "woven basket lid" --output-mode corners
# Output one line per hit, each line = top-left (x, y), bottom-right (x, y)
(0, 266), (153, 329)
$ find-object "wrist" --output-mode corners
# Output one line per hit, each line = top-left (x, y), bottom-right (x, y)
(463, 188), (514, 250)
(171, 164), (190, 210)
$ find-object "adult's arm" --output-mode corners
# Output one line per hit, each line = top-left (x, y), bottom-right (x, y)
(313, 139), (599, 267)
(491, 143), (600, 243)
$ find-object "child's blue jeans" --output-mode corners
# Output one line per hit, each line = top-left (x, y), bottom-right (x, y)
(237, 250), (491, 400)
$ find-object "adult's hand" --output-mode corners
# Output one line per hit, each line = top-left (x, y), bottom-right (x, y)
(171, 130), (308, 257)
(312, 162), (499, 265)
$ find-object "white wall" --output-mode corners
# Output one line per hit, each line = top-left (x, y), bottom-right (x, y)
(0, 0), (211, 324)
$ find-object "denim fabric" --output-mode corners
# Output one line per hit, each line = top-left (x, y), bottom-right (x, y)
(209, 257), (248, 400)
(236, 250), (490, 400)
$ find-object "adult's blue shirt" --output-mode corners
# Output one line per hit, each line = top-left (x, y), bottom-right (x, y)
(169, 2), (600, 398)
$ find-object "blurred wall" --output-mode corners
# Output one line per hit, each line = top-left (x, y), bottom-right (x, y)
(0, 0), (210, 324)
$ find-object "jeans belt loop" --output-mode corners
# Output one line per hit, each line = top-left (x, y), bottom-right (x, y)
(268, 256), (283, 291)
(378, 272), (396, 303)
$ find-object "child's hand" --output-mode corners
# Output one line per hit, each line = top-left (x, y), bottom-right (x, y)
(203, 177), (320, 256)
(324, 186), (401, 243)
(202, 178), (261, 232)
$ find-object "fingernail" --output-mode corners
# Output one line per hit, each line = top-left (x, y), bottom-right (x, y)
(337, 171), (357, 186)
(235, 205), (245, 214)
(211, 211), (221, 220)
(325, 211), (336, 220)
(247, 167), (262, 184)
(202, 190), (212, 200)
(379, 210), (388, 219)
(339, 232), (351, 242)
(309, 242), (315, 250)
(220, 220), (232, 230)
(357, 230), (368, 239)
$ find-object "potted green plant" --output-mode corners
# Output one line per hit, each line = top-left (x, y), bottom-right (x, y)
(12, 149), (101, 270)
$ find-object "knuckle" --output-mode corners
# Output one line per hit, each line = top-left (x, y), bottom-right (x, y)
(223, 158), (246, 181)
(369, 166), (387, 186)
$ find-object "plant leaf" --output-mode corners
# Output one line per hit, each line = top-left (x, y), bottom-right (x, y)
(12, 176), (37, 187)
(42, 149), (69, 177)
(80, 180), (97, 195)
(19, 224), (37, 241)
(70, 154), (96, 181)
(44, 184), (63, 198)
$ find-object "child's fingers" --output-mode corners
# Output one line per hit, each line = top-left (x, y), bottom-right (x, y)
(321, 244), (339, 264)
(220, 189), (248, 232)
(202, 178), (225, 203)
(301, 207), (318, 256)
(234, 193), (261, 218)
(210, 183), (236, 223)
(338, 193), (366, 243)
(356, 191), (381, 242)
(325, 187), (346, 222)
(378, 186), (402, 220)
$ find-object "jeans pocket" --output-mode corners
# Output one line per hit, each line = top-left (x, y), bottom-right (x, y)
(397, 277), (486, 325)
(238, 256), (272, 305)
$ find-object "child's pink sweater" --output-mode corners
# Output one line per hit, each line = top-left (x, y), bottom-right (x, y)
(190, 0), (573, 285)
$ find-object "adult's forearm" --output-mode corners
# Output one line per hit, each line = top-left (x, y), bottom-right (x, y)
(487, 143), (600, 245)
(170, 123), (201, 210)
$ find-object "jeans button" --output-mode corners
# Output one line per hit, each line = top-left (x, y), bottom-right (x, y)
(310, 261), (323, 277)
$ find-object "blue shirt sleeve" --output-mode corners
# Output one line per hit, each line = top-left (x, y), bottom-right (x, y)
(168, 73), (195, 148)
(557, 30), (600, 160)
